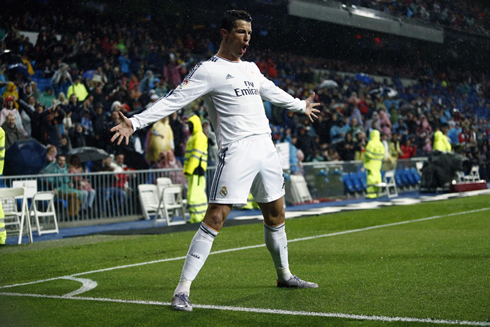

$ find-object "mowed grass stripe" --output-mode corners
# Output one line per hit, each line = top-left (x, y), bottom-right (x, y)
(0, 206), (487, 288)
(1, 292), (489, 326)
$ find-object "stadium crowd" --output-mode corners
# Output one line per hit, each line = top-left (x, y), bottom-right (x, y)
(341, 0), (489, 36)
(0, 5), (489, 184)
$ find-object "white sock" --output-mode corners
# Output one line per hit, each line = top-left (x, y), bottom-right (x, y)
(174, 222), (218, 296)
(264, 222), (292, 283)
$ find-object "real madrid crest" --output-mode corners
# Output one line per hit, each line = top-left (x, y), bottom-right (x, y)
(220, 186), (228, 197)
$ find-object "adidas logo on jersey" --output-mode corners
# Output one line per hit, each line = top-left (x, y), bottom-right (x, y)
(226, 74), (234, 80)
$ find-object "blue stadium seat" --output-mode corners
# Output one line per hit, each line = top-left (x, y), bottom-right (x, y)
(395, 170), (405, 187)
(349, 172), (363, 192)
(404, 168), (416, 185)
(410, 167), (421, 184)
(343, 173), (356, 194)
(356, 171), (367, 191)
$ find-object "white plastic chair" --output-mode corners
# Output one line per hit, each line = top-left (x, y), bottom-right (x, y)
(157, 176), (187, 207)
(461, 166), (480, 182)
(138, 184), (160, 220)
(12, 180), (37, 199)
(377, 170), (398, 198)
(30, 191), (59, 235)
(154, 184), (187, 226)
(0, 187), (33, 244)
(289, 175), (312, 203)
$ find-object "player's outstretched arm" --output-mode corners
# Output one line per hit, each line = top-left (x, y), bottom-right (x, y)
(305, 92), (321, 122)
(110, 111), (134, 145)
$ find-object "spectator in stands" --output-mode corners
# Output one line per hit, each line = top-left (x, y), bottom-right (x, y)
(2, 113), (23, 150)
(153, 150), (186, 186)
(37, 87), (56, 109)
(447, 122), (462, 146)
(46, 145), (57, 165)
(2, 82), (19, 108)
(392, 117), (408, 138)
(91, 155), (127, 216)
(145, 116), (174, 166)
(68, 155), (96, 215)
(92, 103), (108, 149)
(58, 135), (71, 156)
(51, 63), (73, 96)
(67, 75), (88, 102)
(399, 138), (417, 159)
(30, 81), (41, 100)
(296, 127), (315, 161)
(338, 132), (356, 161)
(406, 112), (419, 137)
(69, 123), (89, 148)
(40, 102), (65, 147)
(330, 117), (348, 146)
(19, 83), (33, 103)
(80, 109), (95, 144)
(154, 79), (169, 98)
(417, 114), (432, 138)
(111, 153), (136, 192)
(379, 110), (392, 137)
(347, 117), (362, 137)
(325, 146), (340, 161)
(1, 96), (26, 137)
(42, 154), (84, 218)
(387, 133), (403, 169)
(458, 126), (470, 147)
(139, 70), (156, 94)
(364, 111), (380, 133)
(354, 131), (366, 161)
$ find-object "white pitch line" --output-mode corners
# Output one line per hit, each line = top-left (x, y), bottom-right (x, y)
(1, 207), (489, 291)
(0, 292), (489, 326)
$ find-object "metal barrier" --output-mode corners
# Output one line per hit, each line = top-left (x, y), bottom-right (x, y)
(0, 158), (426, 224)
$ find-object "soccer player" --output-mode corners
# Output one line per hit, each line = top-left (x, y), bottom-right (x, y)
(111, 10), (321, 312)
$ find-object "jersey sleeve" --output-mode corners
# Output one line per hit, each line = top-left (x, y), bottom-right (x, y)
(130, 63), (212, 131)
(256, 64), (305, 113)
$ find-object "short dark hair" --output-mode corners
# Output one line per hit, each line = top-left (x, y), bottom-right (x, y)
(221, 10), (252, 32)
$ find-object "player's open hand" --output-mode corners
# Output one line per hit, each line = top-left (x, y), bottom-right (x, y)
(305, 92), (320, 123)
(110, 111), (134, 145)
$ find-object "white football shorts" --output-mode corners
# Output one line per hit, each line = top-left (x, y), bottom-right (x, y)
(209, 134), (285, 206)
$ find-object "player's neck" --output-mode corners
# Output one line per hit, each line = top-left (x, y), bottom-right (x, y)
(216, 48), (240, 62)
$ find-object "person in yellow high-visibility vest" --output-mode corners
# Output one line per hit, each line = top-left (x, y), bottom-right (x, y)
(0, 127), (6, 245)
(433, 130), (452, 152)
(184, 115), (208, 223)
(364, 129), (385, 199)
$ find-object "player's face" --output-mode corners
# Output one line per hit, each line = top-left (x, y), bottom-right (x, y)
(222, 20), (251, 61)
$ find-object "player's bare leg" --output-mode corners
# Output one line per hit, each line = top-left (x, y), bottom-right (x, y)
(259, 197), (318, 289)
(172, 203), (231, 311)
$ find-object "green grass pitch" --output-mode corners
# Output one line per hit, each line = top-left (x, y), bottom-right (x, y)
(1, 194), (489, 326)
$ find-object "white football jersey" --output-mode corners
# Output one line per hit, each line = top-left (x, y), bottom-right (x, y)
(130, 55), (306, 149)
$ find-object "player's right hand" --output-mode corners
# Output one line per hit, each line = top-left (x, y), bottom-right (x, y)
(110, 111), (134, 146)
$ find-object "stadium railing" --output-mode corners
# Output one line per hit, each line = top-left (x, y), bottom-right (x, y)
(0, 158), (426, 225)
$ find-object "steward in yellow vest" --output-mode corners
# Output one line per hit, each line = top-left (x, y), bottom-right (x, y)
(433, 130), (452, 152)
(364, 130), (385, 199)
(184, 115), (208, 223)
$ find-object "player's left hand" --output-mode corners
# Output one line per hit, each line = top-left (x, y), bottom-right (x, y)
(305, 92), (320, 122)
